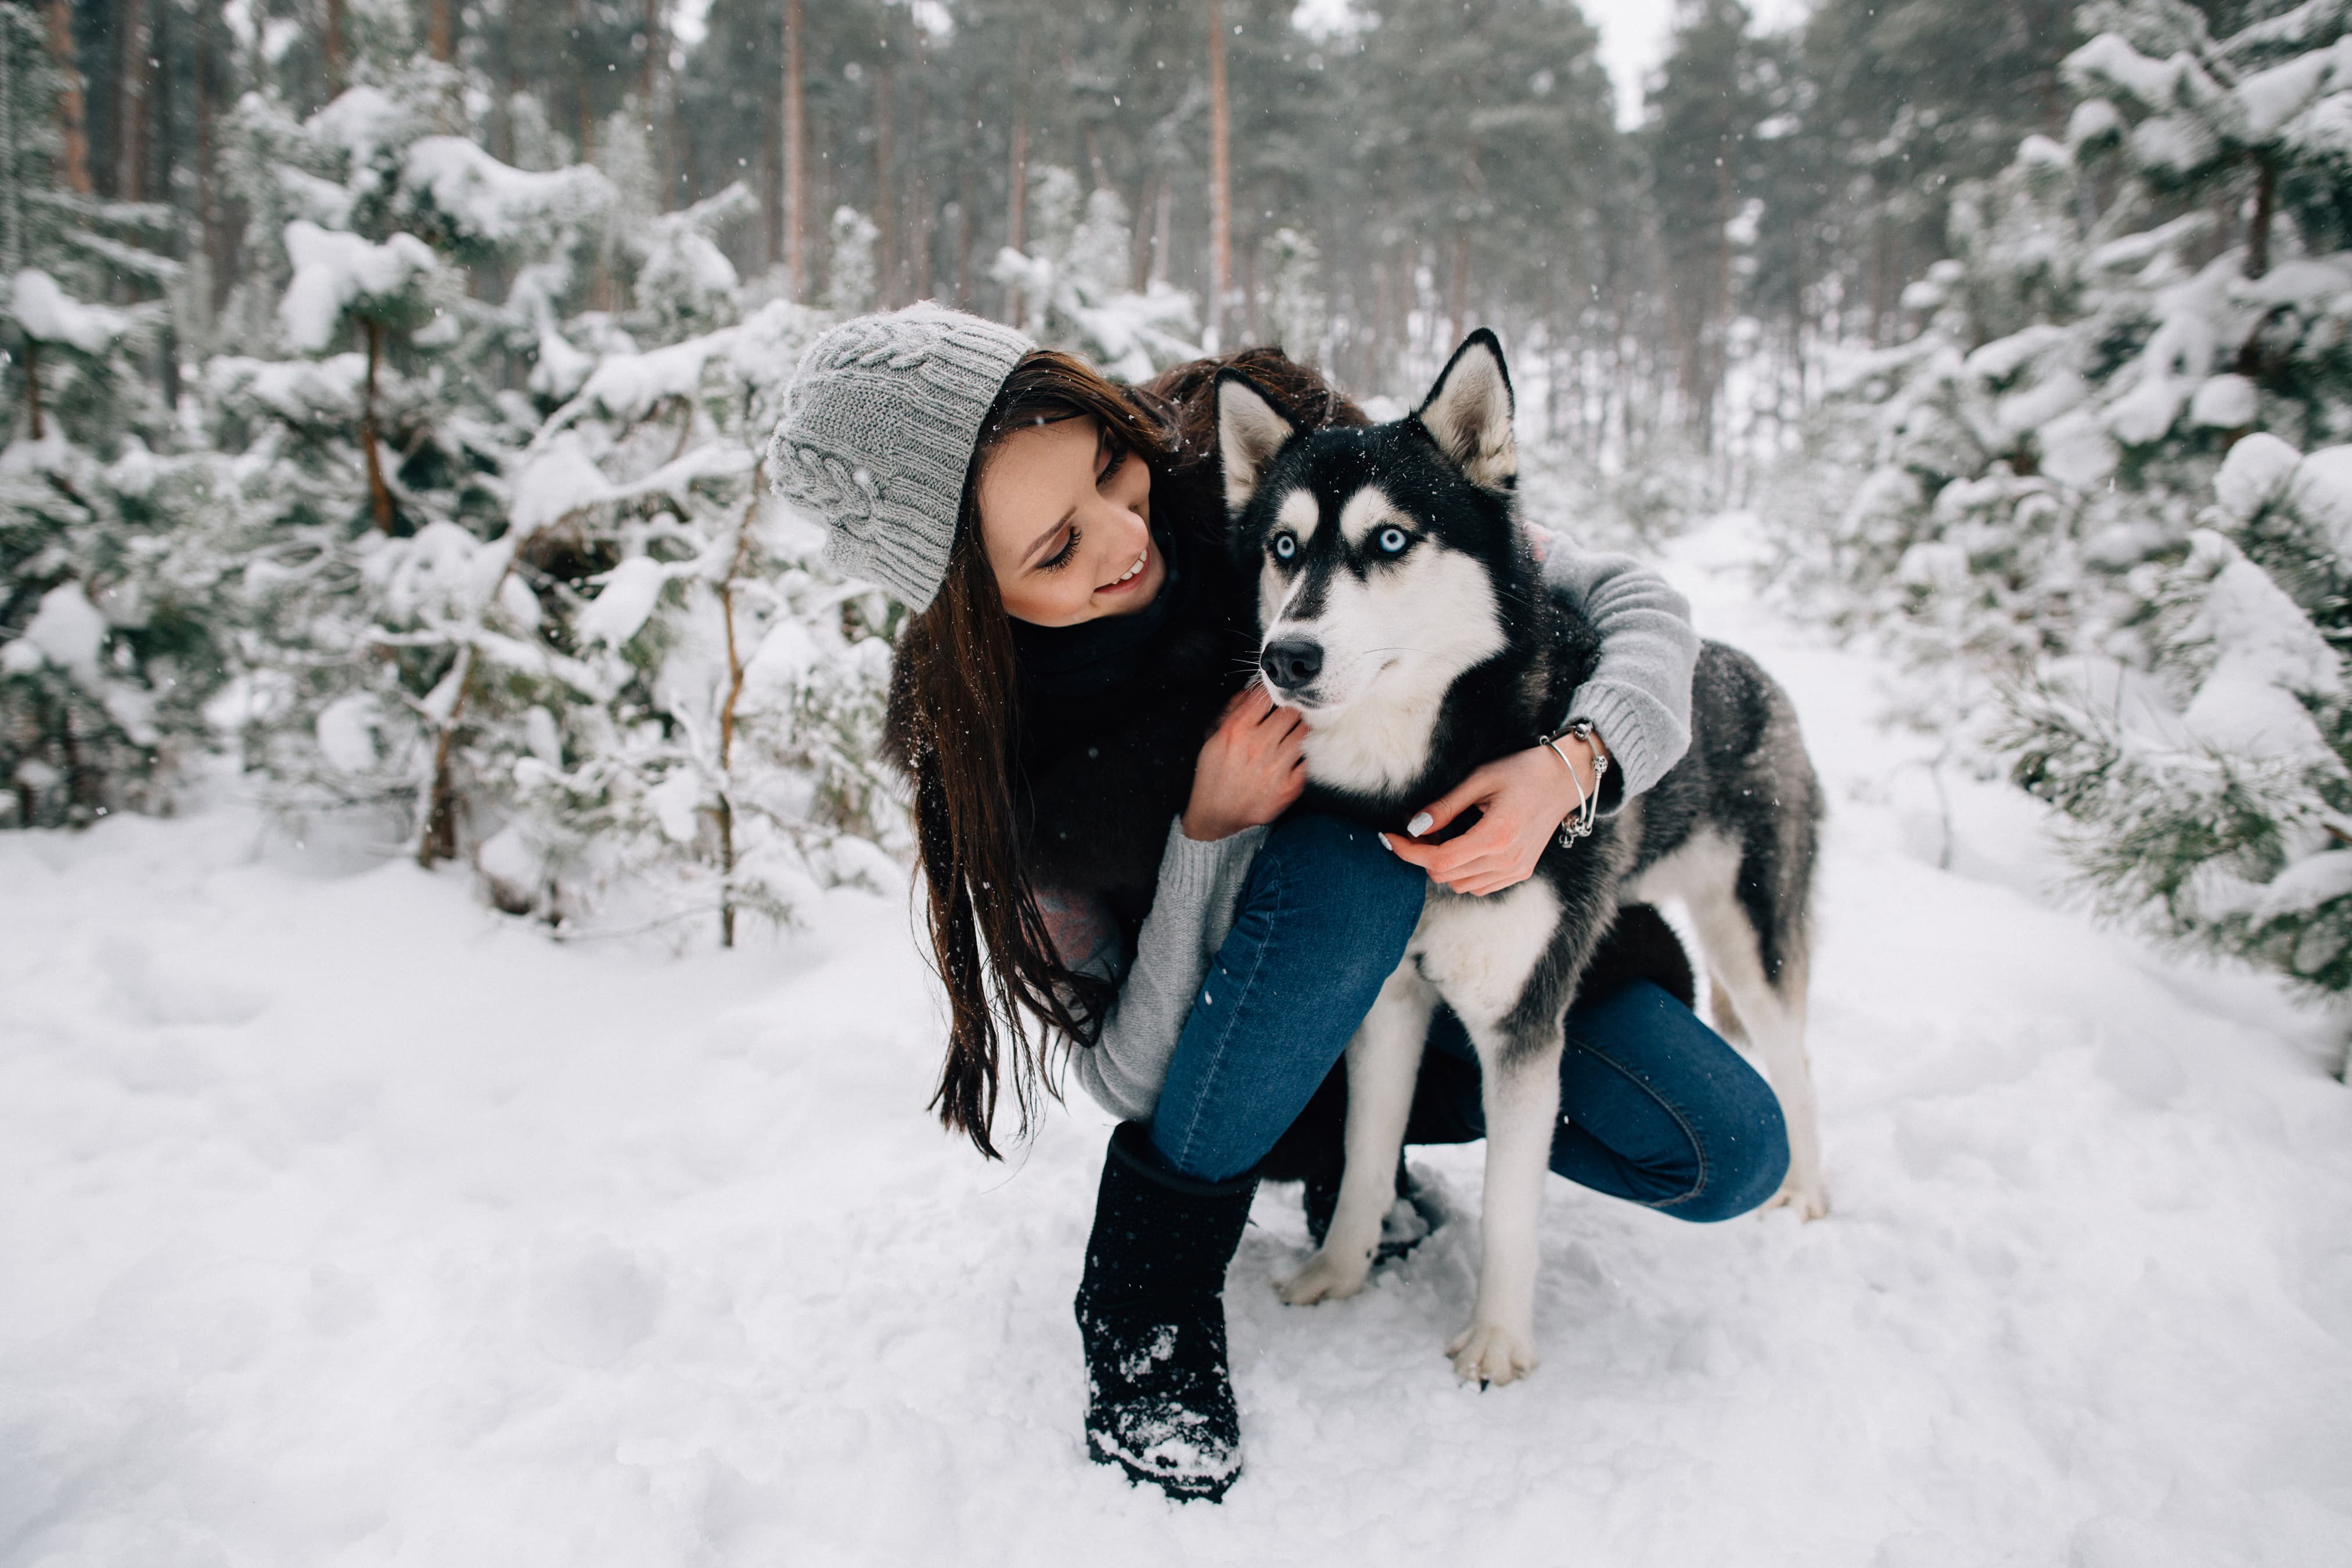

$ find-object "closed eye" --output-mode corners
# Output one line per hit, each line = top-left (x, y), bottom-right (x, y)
(1039, 524), (1081, 571)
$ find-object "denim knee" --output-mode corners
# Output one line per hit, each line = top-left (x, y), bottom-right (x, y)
(1574, 981), (1789, 1224)
(1250, 813), (1425, 984)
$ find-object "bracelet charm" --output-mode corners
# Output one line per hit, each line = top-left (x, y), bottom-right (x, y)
(1543, 720), (1609, 850)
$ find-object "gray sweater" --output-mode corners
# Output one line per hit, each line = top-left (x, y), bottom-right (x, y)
(1057, 535), (1699, 1123)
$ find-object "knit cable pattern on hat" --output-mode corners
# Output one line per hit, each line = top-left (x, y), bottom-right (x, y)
(768, 304), (1035, 612)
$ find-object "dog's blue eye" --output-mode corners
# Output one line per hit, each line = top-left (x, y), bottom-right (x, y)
(1376, 526), (1409, 555)
(1272, 534), (1297, 561)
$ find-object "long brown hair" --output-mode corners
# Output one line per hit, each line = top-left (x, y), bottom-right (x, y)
(885, 346), (1366, 1159)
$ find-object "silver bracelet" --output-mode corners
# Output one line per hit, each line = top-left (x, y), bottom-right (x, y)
(1544, 720), (1609, 849)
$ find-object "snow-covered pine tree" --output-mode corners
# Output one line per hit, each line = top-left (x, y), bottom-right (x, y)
(1785, 1), (2352, 727)
(2, 6), (229, 828)
(1788, 0), (2352, 991)
(488, 293), (899, 942)
(2002, 434), (2352, 994)
(205, 66), (618, 862)
(991, 166), (1202, 382)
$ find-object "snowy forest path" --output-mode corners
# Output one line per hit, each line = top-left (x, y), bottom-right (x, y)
(3, 516), (2351, 1566)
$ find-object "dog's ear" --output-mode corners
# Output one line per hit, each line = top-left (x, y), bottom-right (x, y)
(1216, 372), (1300, 516)
(1415, 329), (1516, 492)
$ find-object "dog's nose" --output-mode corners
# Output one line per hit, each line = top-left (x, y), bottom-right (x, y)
(1260, 637), (1324, 691)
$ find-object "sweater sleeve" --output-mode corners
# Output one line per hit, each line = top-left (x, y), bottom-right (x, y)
(1060, 818), (1267, 1123)
(1538, 533), (1699, 810)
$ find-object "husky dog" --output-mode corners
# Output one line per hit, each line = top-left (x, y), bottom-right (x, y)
(1215, 332), (1826, 1386)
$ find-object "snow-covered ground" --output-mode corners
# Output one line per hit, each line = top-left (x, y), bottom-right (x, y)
(6, 516), (2352, 1566)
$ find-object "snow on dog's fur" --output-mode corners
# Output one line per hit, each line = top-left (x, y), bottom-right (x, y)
(1217, 332), (1827, 1384)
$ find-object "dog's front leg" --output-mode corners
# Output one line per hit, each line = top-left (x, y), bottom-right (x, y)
(1276, 963), (1433, 1306)
(1448, 1024), (1565, 1385)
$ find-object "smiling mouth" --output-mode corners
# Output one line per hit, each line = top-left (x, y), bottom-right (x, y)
(1099, 545), (1149, 592)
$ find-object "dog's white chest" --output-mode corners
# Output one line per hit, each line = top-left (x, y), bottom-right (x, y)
(1406, 878), (1563, 1027)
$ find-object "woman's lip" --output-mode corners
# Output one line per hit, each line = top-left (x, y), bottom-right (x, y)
(1096, 544), (1150, 594)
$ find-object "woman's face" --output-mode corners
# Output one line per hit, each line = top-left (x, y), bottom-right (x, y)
(976, 414), (1166, 627)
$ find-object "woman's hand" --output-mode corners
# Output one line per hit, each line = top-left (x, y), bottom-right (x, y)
(1383, 731), (1606, 896)
(1182, 684), (1307, 841)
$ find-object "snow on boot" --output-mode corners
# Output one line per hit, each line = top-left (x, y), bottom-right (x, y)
(1074, 1121), (1257, 1504)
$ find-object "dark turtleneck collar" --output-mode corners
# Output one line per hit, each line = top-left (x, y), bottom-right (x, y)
(1009, 524), (1197, 700)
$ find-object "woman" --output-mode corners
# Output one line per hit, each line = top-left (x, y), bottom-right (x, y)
(770, 305), (1788, 1503)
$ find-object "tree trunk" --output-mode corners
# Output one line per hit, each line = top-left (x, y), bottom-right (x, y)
(907, 41), (932, 301)
(2246, 150), (2276, 281)
(643, 0), (667, 206)
(955, 113), (976, 308)
(114, 0), (149, 200)
(783, 0), (807, 301)
(1207, 0), (1232, 348)
(325, 0), (346, 98)
(23, 339), (42, 441)
(429, 0), (454, 62)
(1004, 34), (1031, 323)
(194, 0), (222, 322)
(1006, 93), (1025, 255)
(362, 318), (395, 534)
(1150, 176), (1173, 286)
(714, 474), (760, 948)
(42, 0), (91, 195)
(1447, 229), (1470, 348)
(872, 60), (896, 308)
(418, 648), (472, 869)
(1130, 170), (1157, 292)
(569, 0), (593, 162)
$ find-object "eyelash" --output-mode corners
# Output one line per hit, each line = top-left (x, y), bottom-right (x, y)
(1040, 524), (1082, 572)
(1034, 434), (1123, 574)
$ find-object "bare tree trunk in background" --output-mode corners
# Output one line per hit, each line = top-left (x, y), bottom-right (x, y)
(1447, 229), (1469, 348)
(1242, 239), (1259, 343)
(1002, 48), (1030, 255)
(955, 104), (976, 308)
(1084, 123), (1109, 192)
(1150, 177), (1173, 286)
(21, 341), (42, 440)
(42, 0), (91, 195)
(1128, 170), (1155, 290)
(907, 40), (932, 301)
(195, 0), (221, 319)
(569, 0), (593, 161)
(758, 79), (779, 270)
(643, 0), (668, 207)
(429, 0), (453, 62)
(1207, 0), (1231, 348)
(1004, 31), (1030, 323)
(2246, 152), (2276, 282)
(783, 0), (806, 301)
(115, 0), (149, 200)
(325, 0), (346, 97)
(362, 318), (395, 534)
(872, 61), (897, 307)
(714, 474), (760, 950)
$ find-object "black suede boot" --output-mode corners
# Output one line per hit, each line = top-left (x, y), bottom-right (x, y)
(1074, 1122), (1257, 1504)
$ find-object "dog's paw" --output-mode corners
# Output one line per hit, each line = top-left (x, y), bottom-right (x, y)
(1275, 1246), (1373, 1306)
(1761, 1177), (1830, 1221)
(1446, 1321), (1540, 1386)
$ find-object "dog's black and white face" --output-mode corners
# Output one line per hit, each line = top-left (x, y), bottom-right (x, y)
(1218, 332), (1529, 796)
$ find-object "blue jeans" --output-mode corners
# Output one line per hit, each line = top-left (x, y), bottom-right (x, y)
(1148, 815), (1789, 1220)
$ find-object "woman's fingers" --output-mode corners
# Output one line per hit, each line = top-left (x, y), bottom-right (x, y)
(1405, 763), (1501, 841)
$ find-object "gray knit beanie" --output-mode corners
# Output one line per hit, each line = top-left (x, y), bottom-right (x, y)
(767, 303), (1036, 611)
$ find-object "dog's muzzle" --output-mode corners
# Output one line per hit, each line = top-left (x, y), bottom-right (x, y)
(1259, 636), (1324, 694)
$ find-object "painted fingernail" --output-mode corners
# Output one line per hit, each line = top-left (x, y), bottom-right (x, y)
(1407, 811), (1434, 837)
(1378, 833), (1394, 854)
